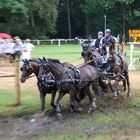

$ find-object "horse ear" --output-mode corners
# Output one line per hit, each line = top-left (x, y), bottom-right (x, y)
(38, 58), (42, 62)
(43, 57), (46, 61)
(25, 59), (29, 64)
(22, 59), (25, 63)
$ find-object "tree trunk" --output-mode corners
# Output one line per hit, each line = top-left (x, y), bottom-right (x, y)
(30, 12), (35, 27)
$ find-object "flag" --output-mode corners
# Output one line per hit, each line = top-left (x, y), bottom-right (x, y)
(121, 40), (125, 53)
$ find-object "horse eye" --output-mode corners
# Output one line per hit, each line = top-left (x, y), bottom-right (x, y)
(20, 67), (23, 71)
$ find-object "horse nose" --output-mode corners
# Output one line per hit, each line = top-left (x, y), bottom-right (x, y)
(20, 77), (26, 83)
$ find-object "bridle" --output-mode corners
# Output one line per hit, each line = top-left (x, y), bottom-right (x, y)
(21, 63), (36, 80)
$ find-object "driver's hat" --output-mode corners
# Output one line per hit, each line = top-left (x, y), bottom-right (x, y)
(105, 29), (111, 33)
(98, 31), (103, 35)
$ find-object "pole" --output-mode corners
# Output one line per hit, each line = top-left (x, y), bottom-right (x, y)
(122, 5), (126, 42)
(15, 59), (21, 105)
(104, 15), (106, 32)
(67, 0), (71, 39)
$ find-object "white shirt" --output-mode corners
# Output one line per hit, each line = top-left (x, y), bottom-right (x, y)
(22, 43), (35, 52)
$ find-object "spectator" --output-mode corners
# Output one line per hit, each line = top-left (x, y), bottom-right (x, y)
(0, 39), (5, 59)
(21, 39), (35, 60)
(3, 39), (13, 63)
(13, 38), (22, 60)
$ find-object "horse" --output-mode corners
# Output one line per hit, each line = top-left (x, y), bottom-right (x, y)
(81, 48), (109, 92)
(103, 42), (132, 98)
(38, 58), (101, 117)
(20, 58), (57, 113)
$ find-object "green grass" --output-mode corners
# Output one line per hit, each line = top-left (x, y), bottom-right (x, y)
(32, 44), (83, 63)
(32, 44), (140, 65)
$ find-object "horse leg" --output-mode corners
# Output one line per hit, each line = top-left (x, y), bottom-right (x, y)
(113, 78), (119, 99)
(56, 91), (65, 118)
(122, 79), (126, 91)
(37, 83), (46, 112)
(125, 72), (132, 97)
(108, 79), (114, 92)
(92, 80), (102, 100)
(50, 90), (57, 109)
(69, 89), (82, 113)
(86, 87), (96, 113)
(40, 93), (46, 112)
(98, 78), (108, 92)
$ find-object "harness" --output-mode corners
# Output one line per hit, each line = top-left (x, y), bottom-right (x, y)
(42, 72), (56, 87)
(57, 67), (81, 85)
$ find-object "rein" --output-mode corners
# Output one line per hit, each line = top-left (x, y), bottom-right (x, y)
(56, 74), (101, 85)
(28, 74), (36, 79)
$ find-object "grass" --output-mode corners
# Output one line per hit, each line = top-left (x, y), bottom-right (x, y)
(0, 44), (140, 140)
(32, 44), (140, 65)
(32, 44), (83, 63)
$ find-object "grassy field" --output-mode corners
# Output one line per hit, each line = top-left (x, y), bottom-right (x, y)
(32, 44), (83, 64)
(32, 44), (140, 66)
(0, 44), (140, 140)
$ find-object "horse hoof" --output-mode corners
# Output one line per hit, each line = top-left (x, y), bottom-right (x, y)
(127, 92), (132, 97)
(88, 108), (94, 113)
(56, 113), (62, 119)
(113, 96), (118, 100)
(76, 108), (83, 113)
(51, 103), (56, 109)
(88, 110), (91, 113)
(123, 88), (126, 91)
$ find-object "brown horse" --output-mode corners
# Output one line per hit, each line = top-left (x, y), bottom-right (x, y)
(38, 58), (101, 118)
(20, 59), (57, 112)
(104, 42), (132, 98)
(81, 48), (109, 92)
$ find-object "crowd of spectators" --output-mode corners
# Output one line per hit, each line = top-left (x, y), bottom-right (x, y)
(0, 36), (35, 64)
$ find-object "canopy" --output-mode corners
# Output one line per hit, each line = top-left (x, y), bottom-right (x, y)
(0, 33), (12, 39)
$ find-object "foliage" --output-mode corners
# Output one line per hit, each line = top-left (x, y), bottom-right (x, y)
(0, 0), (139, 39)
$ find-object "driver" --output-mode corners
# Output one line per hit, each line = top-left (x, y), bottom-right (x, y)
(100, 29), (116, 55)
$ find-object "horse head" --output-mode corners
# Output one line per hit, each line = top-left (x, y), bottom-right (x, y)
(81, 48), (95, 63)
(38, 57), (51, 82)
(20, 59), (39, 83)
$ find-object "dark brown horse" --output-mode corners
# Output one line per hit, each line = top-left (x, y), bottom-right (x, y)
(82, 48), (102, 66)
(38, 58), (101, 117)
(81, 48), (108, 92)
(104, 42), (132, 98)
(20, 59), (57, 113)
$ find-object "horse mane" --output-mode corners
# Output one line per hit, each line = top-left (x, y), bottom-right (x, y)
(47, 58), (61, 64)
(28, 58), (41, 63)
(47, 58), (65, 67)
(86, 60), (97, 66)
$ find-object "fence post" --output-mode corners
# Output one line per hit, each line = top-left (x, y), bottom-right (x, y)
(37, 40), (40, 45)
(58, 39), (61, 46)
(15, 59), (21, 105)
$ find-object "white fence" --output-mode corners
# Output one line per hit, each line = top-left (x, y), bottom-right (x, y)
(31, 39), (77, 46)
(30, 39), (100, 46)
(127, 42), (140, 70)
(30, 37), (119, 46)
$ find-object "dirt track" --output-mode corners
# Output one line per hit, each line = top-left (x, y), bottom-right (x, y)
(0, 66), (140, 91)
